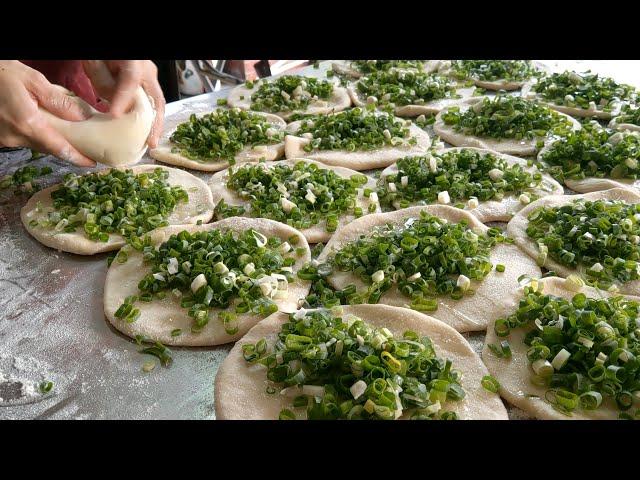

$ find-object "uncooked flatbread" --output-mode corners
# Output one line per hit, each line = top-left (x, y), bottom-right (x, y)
(103, 217), (311, 346)
(215, 304), (509, 420)
(507, 188), (640, 295)
(521, 82), (622, 120)
(284, 114), (431, 170)
(538, 137), (640, 193)
(39, 86), (155, 167)
(483, 276), (639, 420)
(149, 111), (287, 172)
(380, 147), (564, 222)
(436, 60), (547, 91)
(316, 205), (541, 332)
(347, 83), (479, 117)
(433, 102), (581, 156)
(207, 158), (380, 244)
(332, 61), (440, 79)
(227, 81), (351, 120)
(20, 164), (214, 255)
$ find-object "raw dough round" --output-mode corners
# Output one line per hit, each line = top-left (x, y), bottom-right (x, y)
(20, 164), (215, 255)
(316, 205), (541, 332)
(331, 61), (440, 79)
(284, 114), (431, 170)
(538, 137), (640, 194)
(227, 80), (351, 120)
(433, 102), (581, 156)
(207, 158), (380, 244)
(507, 187), (640, 295)
(347, 85), (478, 117)
(149, 111), (287, 172)
(522, 82), (621, 120)
(215, 304), (509, 420)
(483, 276), (640, 419)
(39, 86), (154, 167)
(380, 147), (564, 222)
(436, 61), (547, 91)
(103, 217), (312, 346)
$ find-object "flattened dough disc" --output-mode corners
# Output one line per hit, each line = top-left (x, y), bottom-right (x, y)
(215, 304), (509, 420)
(317, 205), (542, 332)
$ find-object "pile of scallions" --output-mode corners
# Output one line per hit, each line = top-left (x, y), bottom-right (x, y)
(526, 199), (640, 289)
(215, 161), (370, 232)
(170, 109), (284, 163)
(378, 149), (543, 209)
(31, 168), (188, 243)
(115, 228), (305, 330)
(296, 107), (416, 152)
(247, 75), (334, 113)
(442, 95), (575, 140)
(242, 308), (464, 419)
(492, 280), (640, 418)
(298, 211), (508, 311)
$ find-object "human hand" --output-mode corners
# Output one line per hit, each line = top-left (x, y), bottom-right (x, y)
(82, 60), (165, 148)
(0, 61), (95, 167)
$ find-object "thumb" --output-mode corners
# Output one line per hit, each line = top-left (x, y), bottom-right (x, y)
(31, 81), (89, 122)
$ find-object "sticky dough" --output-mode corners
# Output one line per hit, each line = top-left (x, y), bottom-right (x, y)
(39, 86), (154, 167)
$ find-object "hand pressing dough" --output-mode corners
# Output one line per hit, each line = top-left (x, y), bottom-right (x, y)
(149, 111), (287, 172)
(507, 188), (640, 295)
(347, 83), (479, 117)
(433, 102), (581, 156)
(316, 205), (541, 332)
(103, 217), (311, 346)
(39, 86), (155, 167)
(284, 114), (432, 171)
(522, 82), (622, 120)
(538, 135), (640, 193)
(215, 304), (509, 420)
(207, 158), (380, 244)
(483, 276), (639, 420)
(227, 81), (351, 120)
(380, 147), (564, 222)
(20, 164), (214, 255)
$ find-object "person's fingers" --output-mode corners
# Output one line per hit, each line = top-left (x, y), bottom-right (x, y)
(25, 116), (95, 167)
(144, 79), (165, 148)
(81, 60), (116, 100)
(29, 73), (88, 122)
(109, 64), (143, 117)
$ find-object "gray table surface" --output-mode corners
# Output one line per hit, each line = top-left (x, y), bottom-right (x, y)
(1, 60), (638, 419)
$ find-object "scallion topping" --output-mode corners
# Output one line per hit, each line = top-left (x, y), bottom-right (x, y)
(170, 109), (284, 164)
(39, 168), (188, 244)
(215, 161), (368, 232)
(532, 71), (637, 111)
(526, 198), (640, 288)
(350, 60), (426, 75)
(116, 228), (298, 331)
(244, 308), (465, 420)
(541, 124), (640, 181)
(495, 284), (640, 415)
(442, 95), (574, 140)
(450, 60), (541, 82)
(249, 75), (333, 113)
(299, 210), (506, 309)
(296, 108), (417, 152)
(356, 70), (459, 107)
(379, 149), (542, 208)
